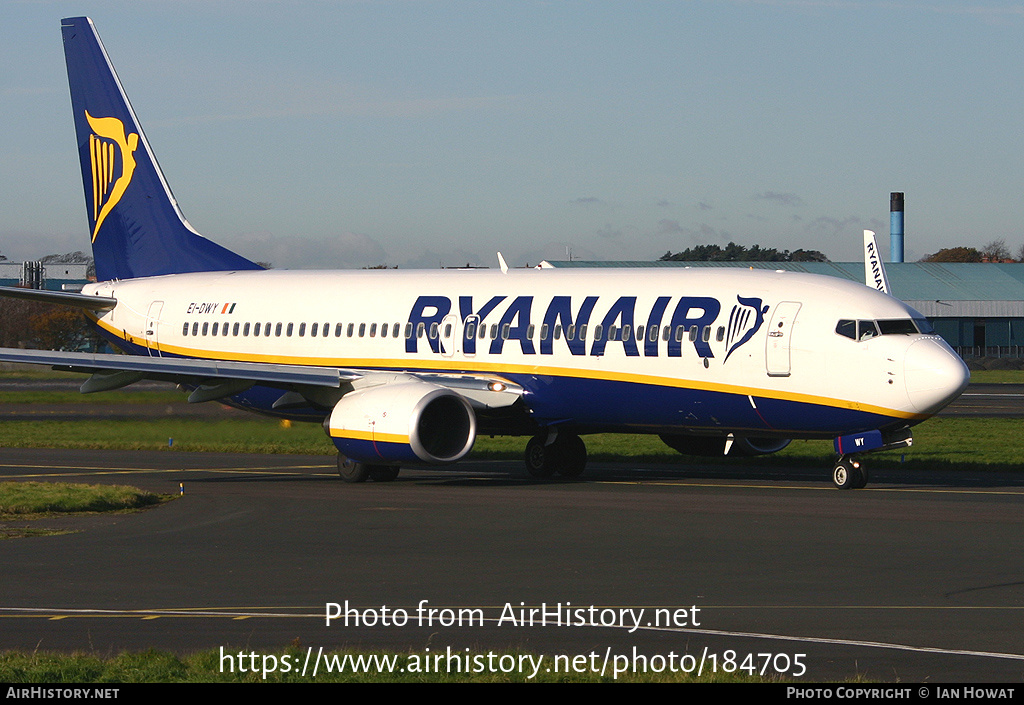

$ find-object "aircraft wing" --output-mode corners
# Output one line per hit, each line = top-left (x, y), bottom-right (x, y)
(0, 347), (356, 388)
(0, 347), (522, 408)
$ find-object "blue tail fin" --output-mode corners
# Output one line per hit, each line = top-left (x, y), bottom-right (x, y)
(61, 17), (262, 281)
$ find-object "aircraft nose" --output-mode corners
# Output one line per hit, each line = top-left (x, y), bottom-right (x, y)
(904, 338), (970, 414)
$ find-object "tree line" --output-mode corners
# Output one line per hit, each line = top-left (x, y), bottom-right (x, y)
(920, 240), (1021, 263)
(659, 242), (829, 263)
(0, 251), (96, 351)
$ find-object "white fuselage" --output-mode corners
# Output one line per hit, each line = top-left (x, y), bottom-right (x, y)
(83, 266), (968, 438)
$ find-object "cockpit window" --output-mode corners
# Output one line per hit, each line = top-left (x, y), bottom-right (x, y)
(837, 317), (934, 341)
(857, 320), (879, 341)
(877, 319), (918, 335)
(913, 317), (935, 334)
(836, 320), (856, 340)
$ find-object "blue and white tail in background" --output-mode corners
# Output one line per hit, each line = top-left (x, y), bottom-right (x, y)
(61, 16), (261, 282)
(863, 229), (891, 295)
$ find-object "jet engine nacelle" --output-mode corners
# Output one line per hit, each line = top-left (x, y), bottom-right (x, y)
(659, 434), (791, 457)
(325, 381), (476, 465)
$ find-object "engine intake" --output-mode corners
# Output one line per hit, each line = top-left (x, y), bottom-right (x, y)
(326, 381), (476, 465)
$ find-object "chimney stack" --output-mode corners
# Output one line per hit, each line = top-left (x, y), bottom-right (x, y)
(890, 192), (904, 263)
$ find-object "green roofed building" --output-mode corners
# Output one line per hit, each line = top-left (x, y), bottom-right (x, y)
(539, 260), (1024, 358)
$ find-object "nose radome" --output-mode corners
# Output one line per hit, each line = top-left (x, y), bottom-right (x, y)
(904, 338), (970, 414)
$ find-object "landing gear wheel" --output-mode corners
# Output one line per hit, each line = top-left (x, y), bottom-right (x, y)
(369, 466), (400, 482)
(852, 465), (869, 489)
(524, 433), (588, 479)
(524, 436), (557, 478)
(337, 454), (370, 483)
(554, 434), (587, 478)
(832, 456), (867, 490)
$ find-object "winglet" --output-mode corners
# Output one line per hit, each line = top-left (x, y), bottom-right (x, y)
(497, 252), (509, 274)
(863, 230), (891, 295)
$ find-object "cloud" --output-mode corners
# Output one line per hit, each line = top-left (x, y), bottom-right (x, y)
(755, 191), (804, 207)
(805, 215), (863, 236)
(657, 219), (685, 234)
(655, 221), (732, 244)
(224, 230), (389, 269)
(398, 247), (490, 270)
(0, 229), (87, 263)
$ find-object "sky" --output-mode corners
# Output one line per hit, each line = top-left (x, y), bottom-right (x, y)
(2, 0), (1024, 270)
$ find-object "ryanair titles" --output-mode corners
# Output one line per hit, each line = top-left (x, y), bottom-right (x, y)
(406, 294), (769, 361)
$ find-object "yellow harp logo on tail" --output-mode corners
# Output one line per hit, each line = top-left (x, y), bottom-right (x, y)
(86, 111), (139, 242)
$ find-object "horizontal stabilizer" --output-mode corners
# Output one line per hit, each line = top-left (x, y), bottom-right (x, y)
(0, 285), (116, 311)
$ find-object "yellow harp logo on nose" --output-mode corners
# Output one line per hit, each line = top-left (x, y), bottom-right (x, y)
(86, 111), (139, 242)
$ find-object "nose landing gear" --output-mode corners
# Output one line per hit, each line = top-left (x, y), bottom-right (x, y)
(832, 455), (868, 490)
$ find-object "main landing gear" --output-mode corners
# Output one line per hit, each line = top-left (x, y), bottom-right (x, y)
(524, 431), (587, 479)
(337, 453), (400, 483)
(832, 455), (868, 490)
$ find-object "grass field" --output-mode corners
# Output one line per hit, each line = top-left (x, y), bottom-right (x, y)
(0, 481), (164, 516)
(967, 369), (1024, 384)
(0, 647), (768, 683)
(0, 480), (169, 539)
(0, 395), (1021, 471)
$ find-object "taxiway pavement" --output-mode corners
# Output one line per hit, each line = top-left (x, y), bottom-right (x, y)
(1, 448), (1023, 681)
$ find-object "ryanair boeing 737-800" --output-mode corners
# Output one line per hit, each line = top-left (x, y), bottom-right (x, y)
(0, 17), (969, 489)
